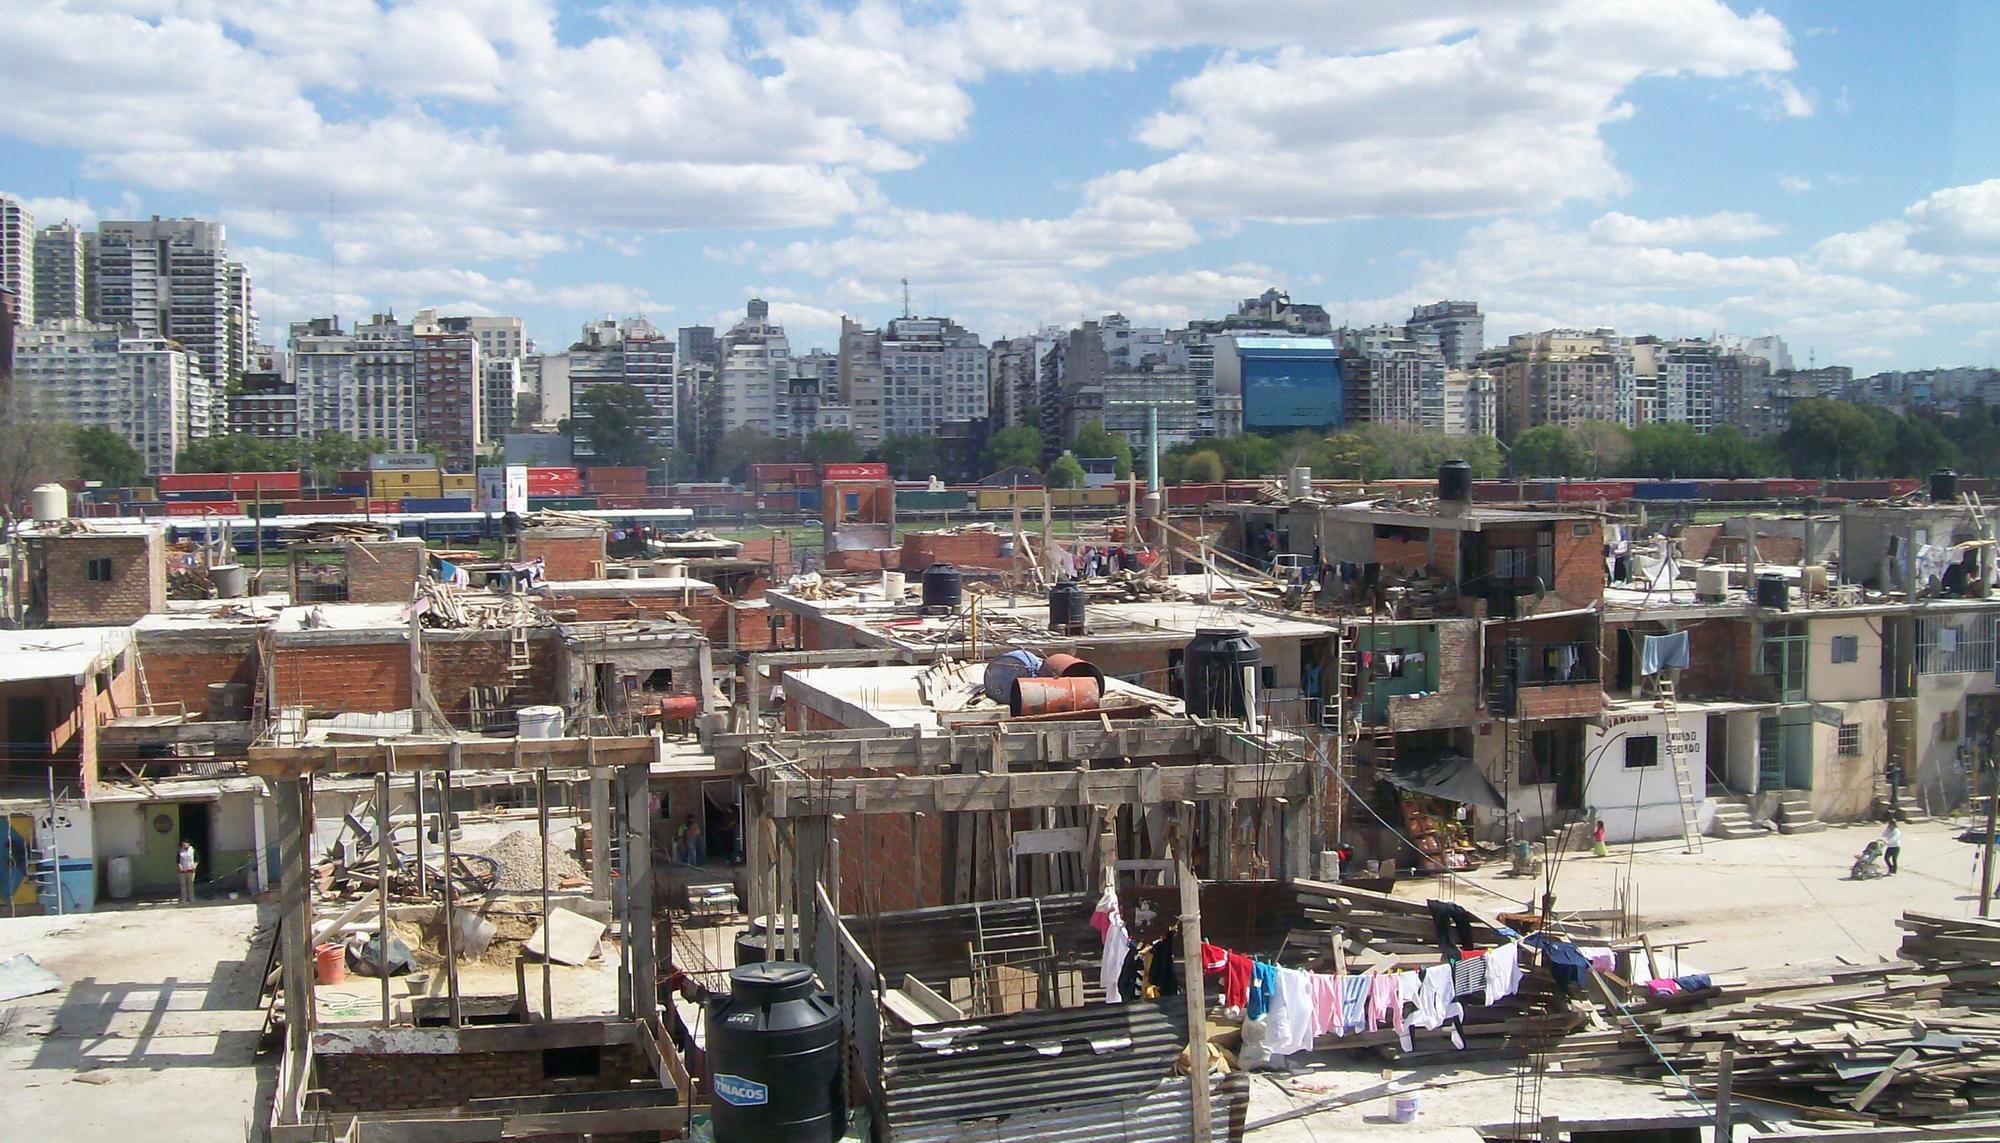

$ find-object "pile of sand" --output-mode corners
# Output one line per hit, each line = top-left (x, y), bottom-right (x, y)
(471, 829), (585, 892)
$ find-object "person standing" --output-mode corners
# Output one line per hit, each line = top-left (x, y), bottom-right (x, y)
(177, 839), (198, 903)
(1882, 820), (1903, 876)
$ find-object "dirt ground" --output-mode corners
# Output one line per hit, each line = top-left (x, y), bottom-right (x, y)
(0, 899), (274, 1143)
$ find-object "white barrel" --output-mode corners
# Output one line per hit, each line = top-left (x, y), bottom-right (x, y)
(1287, 466), (1313, 498)
(882, 570), (906, 600)
(517, 705), (564, 739)
(106, 856), (134, 900)
(606, 565), (639, 580)
(656, 559), (687, 578)
(30, 483), (68, 522)
(211, 563), (248, 598)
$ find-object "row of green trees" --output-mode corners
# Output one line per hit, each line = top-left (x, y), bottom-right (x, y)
(1159, 425), (1506, 484)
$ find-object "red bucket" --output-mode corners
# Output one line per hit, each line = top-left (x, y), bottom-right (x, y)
(315, 942), (347, 985)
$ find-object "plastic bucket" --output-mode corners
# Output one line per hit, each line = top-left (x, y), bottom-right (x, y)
(315, 942), (347, 985)
(1393, 1094), (1420, 1123)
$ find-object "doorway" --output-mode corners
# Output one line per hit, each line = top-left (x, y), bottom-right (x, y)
(179, 801), (212, 886)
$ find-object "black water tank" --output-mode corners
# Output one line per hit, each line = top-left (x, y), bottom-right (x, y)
(734, 914), (795, 966)
(1755, 571), (1789, 610)
(709, 962), (845, 1143)
(1438, 459), (1472, 503)
(1932, 469), (1960, 503)
(1049, 580), (1087, 634)
(920, 563), (962, 612)
(1183, 628), (1261, 719)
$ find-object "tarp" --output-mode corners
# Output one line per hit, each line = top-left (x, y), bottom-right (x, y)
(1384, 753), (1506, 809)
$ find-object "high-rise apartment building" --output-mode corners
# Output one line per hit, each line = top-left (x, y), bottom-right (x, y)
(94, 217), (245, 395)
(718, 300), (791, 437)
(352, 314), (418, 448)
(0, 194), (33, 327)
(1406, 301), (1485, 370)
(568, 317), (675, 462)
(226, 369), (300, 440)
(34, 222), (85, 323)
(14, 320), (209, 473)
(481, 356), (520, 443)
(1483, 329), (1635, 438)
(877, 316), (988, 442)
(415, 332), (482, 470)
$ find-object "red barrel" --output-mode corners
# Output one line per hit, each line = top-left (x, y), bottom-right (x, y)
(315, 942), (347, 985)
(1008, 675), (1101, 717)
(1039, 653), (1106, 690)
(658, 694), (699, 720)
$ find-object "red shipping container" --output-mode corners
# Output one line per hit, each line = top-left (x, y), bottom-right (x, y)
(1762, 479), (1820, 498)
(157, 472), (232, 492)
(225, 471), (303, 495)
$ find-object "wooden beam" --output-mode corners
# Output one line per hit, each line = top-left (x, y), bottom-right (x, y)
(249, 735), (656, 777)
(275, 776), (314, 1125)
(762, 761), (1310, 818)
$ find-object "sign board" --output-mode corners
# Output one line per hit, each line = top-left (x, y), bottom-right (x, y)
(370, 452), (438, 471)
(823, 462), (889, 481)
(476, 465), (528, 514)
(714, 1073), (769, 1107)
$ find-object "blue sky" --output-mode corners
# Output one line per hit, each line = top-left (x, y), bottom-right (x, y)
(2, 1), (1995, 370)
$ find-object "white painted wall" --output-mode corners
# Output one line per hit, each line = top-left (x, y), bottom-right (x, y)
(1585, 710), (1708, 843)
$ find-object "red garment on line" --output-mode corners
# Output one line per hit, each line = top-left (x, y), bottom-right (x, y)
(1200, 942), (1253, 1008)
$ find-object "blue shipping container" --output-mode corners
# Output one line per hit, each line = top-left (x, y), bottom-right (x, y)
(1632, 481), (1701, 501)
(401, 497), (473, 512)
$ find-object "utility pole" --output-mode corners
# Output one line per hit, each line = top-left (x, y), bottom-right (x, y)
(1981, 772), (1997, 919)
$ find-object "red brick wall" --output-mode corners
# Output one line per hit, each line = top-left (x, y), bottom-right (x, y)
(835, 809), (945, 914)
(40, 532), (164, 625)
(901, 531), (1009, 573)
(734, 536), (791, 567)
(825, 547), (892, 573)
(522, 530), (606, 581)
(1517, 683), (1604, 720)
(422, 633), (560, 719)
(135, 644), (256, 717)
(1681, 618), (1764, 702)
(343, 539), (425, 604)
(272, 641), (411, 713)
(1551, 522), (1604, 610)
(1373, 536), (1432, 574)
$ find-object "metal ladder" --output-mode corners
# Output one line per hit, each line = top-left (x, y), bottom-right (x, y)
(1656, 675), (1704, 853)
(968, 899), (1055, 1014)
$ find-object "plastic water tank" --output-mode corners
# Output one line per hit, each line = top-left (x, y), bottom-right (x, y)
(29, 483), (68, 522)
(1932, 469), (1960, 503)
(517, 705), (564, 739)
(211, 563), (248, 598)
(106, 855), (134, 900)
(920, 563), (962, 612)
(734, 914), (796, 966)
(1438, 460), (1472, 504)
(708, 962), (845, 1143)
(1048, 580), (1087, 634)
(1183, 628), (1261, 719)
(1755, 571), (1789, 610)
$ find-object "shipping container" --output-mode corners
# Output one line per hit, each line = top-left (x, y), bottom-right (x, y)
(1761, 479), (1821, 499)
(156, 472), (232, 492)
(401, 497), (473, 513)
(822, 462), (890, 481)
(224, 471), (302, 495)
(526, 494), (600, 512)
(795, 488), (821, 512)
(895, 489), (972, 513)
(159, 488), (238, 503)
(162, 500), (239, 517)
(441, 472), (477, 492)
(282, 497), (361, 514)
(1555, 480), (1635, 502)
(1632, 481), (1701, 501)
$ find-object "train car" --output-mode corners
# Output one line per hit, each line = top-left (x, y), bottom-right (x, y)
(975, 487), (1043, 511)
(1632, 480), (1701, 501)
(896, 489), (973, 513)
(1555, 480), (1635, 502)
(161, 499), (239, 517)
(526, 494), (600, 512)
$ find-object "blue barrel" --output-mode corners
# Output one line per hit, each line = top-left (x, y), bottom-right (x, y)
(708, 962), (844, 1143)
(983, 649), (1043, 702)
(34, 858), (95, 913)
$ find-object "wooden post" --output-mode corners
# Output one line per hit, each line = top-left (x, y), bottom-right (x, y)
(1176, 801), (1213, 1140)
(590, 751), (610, 902)
(377, 766), (393, 1026)
(827, 835), (842, 916)
(275, 776), (314, 1122)
(442, 743), (462, 1027)
(763, 814), (781, 961)
(407, 605), (425, 735)
(412, 769), (426, 898)
(1982, 785), (1998, 919)
(625, 762), (658, 1020)
(539, 766), (553, 1021)
(1713, 1047), (1735, 1143)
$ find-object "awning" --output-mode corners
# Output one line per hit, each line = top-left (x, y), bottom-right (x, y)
(1384, 753), (1506, 809)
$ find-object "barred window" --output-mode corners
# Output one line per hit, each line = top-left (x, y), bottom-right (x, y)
(1838, 723), (1861, 756)
(1917, 616), (1997, 675)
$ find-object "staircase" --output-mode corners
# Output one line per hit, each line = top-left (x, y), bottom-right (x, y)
(1776, 790), (1828, 834)
(1708, 798), (1767, 840)
(1655, 675), (1705, 853)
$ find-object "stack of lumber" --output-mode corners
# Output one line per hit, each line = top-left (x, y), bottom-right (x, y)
(1898, 911), (2000, 999)
(1290, 878), (1503, 962)
(1589, 960), (2000, 1121)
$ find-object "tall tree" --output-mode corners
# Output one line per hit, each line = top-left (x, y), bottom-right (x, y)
(1779, 400), (1883, 479)
(1180, 449), (1225, 483)
(573, 384), (662, 470)
(982, 425), (1043, 474)
(1044, 453), (1087, 489)
(178, 433), (291, 473)
(874, 433), (942, 480)
(1570, 421), (1634, 477)
(1507, 424), (1582, 477)
(1067, 420), (1134, 479)
(802, 429), (863, 467)
(0, 382), (76, 535)
(69, 425), (145, 488)
(714, 426), (798, 482)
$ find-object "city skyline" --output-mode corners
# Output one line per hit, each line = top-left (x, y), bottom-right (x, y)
(0, 1), (1995, 370)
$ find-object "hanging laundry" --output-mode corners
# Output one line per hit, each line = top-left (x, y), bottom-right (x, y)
(1146, 937), (1178, 997)
(1524, 933), (1592, 996)
(1200, 943), (1252, 1010)
(1308, 973), (1340, 1038)
(1426, 900), (1479, 958)
(1395, 971), (1423, 1052)
(1246, 961), (1279, 1021)
(1450, 954), (1486, 999)
(1639, 630), (1691, 675)
(1339, 973), (1371, 1036)
(1413, 964), (1466, 1049)
(1939, 627), (1960, 653)
(1484, 943), (1523, 1006)
(1265, 967), (1317, 1057)
(1090, 877), (1130, 1005)
(1578, 945), (1616, 974)
(1367, 971), (1398, 1032)
(1555, 645), (1579, 680)
(1119, 946), (1144, 1001)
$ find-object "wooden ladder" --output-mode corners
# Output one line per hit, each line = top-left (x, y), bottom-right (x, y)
(1657, 675), (1704, 853)
(507, 623), (532, 680)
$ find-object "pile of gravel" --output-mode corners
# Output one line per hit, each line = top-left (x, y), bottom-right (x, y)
(472, 829), (586, 893)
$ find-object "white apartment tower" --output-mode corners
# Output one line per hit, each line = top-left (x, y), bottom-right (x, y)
(14, 320), (210, 473)
(840, 314), (987, 446)
(568, 317), (676, 461)
(1406, 301), (1485, 371)
(94, 217), (243, 391)
(719, 299), (791, 437)
(0, 194), (33, 325)
(35, 222), (86, 323)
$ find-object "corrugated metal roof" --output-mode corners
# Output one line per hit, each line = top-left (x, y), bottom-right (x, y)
(889, 1071), (1248, 1142)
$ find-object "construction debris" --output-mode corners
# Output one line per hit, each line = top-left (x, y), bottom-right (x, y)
(471, 829), (587, 893)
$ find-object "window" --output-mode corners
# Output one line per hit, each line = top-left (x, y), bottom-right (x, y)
(1838, 723), (1861, 756)
(1625, 735), (1660, 769)
(1830, 635), (1859, 664)
(1757, 621), (1808, 702)
(84, 557), (113, 582)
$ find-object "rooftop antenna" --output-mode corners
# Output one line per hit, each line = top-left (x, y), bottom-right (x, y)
(901, 277), (912, 320)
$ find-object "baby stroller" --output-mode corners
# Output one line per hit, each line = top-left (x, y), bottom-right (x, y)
(1850, 839), (1888, 881)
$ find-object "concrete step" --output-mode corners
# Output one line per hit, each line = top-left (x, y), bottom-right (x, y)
(1777, 819), (1829, 834)
(1712, 823), (1769, 840)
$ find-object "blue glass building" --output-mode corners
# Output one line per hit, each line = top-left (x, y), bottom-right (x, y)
(1228, 337), (1344, 431)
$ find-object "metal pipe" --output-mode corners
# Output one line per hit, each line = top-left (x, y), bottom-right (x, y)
(539, 767), (553, 1019)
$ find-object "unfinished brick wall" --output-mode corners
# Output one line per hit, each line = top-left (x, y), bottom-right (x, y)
(271, 640), (411, 714)
(733, 536), (791, 567)
(1681, 618), (1765, 702)
(522, 527), (607, 581)
(134, 638), (257, 717)
(900, 531), (1009, 573)
(1517, 683), (1604, 719)
(824, 547), (892, 573)
(835, 808), (946, 913)
(39, 532), (165, 625)
(1550, 522), (1605, 611)
(343, 539), (426, 604)
(423, 631), (560, 721)
(314, 1043), (645, 1113)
